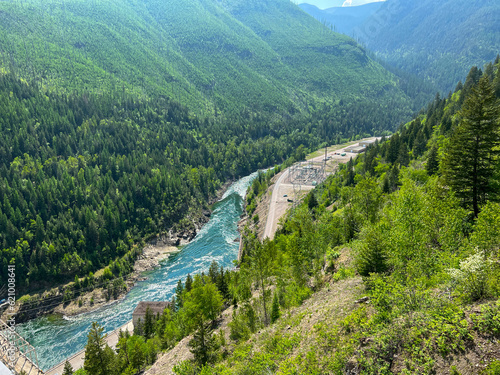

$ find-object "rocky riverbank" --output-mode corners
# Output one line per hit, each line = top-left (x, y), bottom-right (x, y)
(0, 243), (181, 323)
(52, 243), (180, 317)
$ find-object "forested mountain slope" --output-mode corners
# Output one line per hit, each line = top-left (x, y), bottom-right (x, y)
(0, 0), (418, 293)
(0, 68), (408, 292)
(356, 0), (500, 92)
(74, 60), (500, 375)
(0, 0), (407, 116)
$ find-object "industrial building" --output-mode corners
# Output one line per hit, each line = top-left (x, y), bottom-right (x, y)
(132, 301), (171, 326)
(359, 139), (376, 147)
(344, 145), (366, 153)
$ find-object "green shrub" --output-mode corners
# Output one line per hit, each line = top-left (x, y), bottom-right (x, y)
(229, 309), (251, 342)
(354, 224), (388, 277)
(471, 301), (500, 337)
(448, 251), (492, 302)
(333, 267), (355, 282)
(173, 360), (197, 375)
(482, 361), (500, 375)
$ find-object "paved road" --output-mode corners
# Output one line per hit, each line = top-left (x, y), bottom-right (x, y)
(263, 138), (380, 240)
(263, 169), (290, 240)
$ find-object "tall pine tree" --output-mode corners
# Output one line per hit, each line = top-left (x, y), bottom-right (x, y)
(443, 76), (500, 217)
(84, 322), (114, 375)
(144, 307), (154, 340)
(426, 145), (439, 176)
(271, 292), (280, 323)
(62, 361), (74, 375)
(188, 322), (217, 368)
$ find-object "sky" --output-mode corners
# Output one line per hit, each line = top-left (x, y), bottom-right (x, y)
(294, 0), (386, 10)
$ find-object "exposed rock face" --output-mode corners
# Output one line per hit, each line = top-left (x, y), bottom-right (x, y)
(154, 209), (212, 246)
(345, 358), (360, 375)
(322, 257), (336, 274)
(354, 296), (370, 304)
(14, 293), (64, 322)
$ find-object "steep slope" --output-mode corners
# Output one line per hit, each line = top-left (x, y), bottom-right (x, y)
(133, 62), (500, 374)
(155, 62), (500, 375)
(225, 0), (405, 107)
(0, 0), (409, 115)
(299, 2), (384, 36)
(356, 0), (500, 91)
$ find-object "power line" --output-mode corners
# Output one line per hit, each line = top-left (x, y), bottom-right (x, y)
(16, 273), (134, 310)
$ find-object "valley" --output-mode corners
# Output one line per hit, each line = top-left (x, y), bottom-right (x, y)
(0, 0), (499, 374)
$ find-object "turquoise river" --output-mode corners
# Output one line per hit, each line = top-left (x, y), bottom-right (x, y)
(17, 172), (257, 371)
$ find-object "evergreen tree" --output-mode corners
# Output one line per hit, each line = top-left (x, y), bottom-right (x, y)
(307, 191), (318, 210)
(382, 174), (391, 194)
(485, 62), (495, 81)
(170, 295), (177, 313)
(412, 131), (426, 157)
(443, 76), (500, 217)
(208, 261), (220, 285)
(389, 165), (400, 190)
(494, 64), (500, 98)
(397, 142), (410, 167)
(62, 360), (74, 375)
(144, 307), (154, 340)
(463, 66), (482, 93)
(244, 303), (257, 333)
(426, 145), (439, 176)
(270, 293), (280, 324)
(188, 323), (217, 368)
(216, 266), (230, 300)
(133, 318), (144, 336)
(84, 322), (114, 375)
(185, 274), (193, 292)
(355, 225), (388, 277)
(175, 279), (184, 310)
(386, 134), (400, 164)
(345, 158), (355, 186)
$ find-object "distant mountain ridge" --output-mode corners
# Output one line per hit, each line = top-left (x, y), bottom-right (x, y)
(299, 2), (383, 35)
(297, 0), (345, 9)
(355, 0), (500, 91)
(0, 0), (407, 116)
(296, 0), (383, 9)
